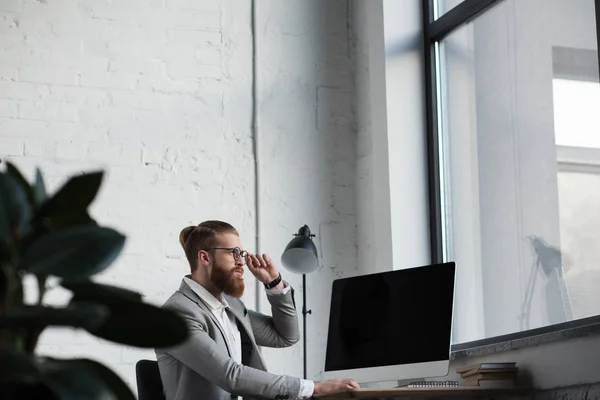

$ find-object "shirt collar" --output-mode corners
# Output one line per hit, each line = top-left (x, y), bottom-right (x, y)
(183, 276), (229, 311)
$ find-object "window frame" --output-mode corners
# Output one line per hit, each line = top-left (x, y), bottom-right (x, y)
(422, 0), (600, 352)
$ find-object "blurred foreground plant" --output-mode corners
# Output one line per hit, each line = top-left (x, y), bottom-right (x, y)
(0, 162), (188, 400)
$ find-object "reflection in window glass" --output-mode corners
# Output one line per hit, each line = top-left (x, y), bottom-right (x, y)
(554, 76), (600, 322)
(437, 0), (599, 344)
(553, 79), (600, 148)
(557, 171), (600, 321)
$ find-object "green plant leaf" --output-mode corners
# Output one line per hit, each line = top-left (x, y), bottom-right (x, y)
(5, 162), (29, 189)
(0, 238), (9, 261)
(0, 172), (32, 241)
(0, 348), (44, 384)
(71, 295), (189, 348)
(0, 352), (134, 400)
(39, 209), (98, 232)
(34, 168), (47, 205)
(20, 226), (125, 279)
(61, 280), (143, 303)
(65, 281), (188, 347)
(38, 357), (135, 400)
(5, 162), (36, 207)
(0, 271), (6, 303)
(36, 171), (103, 229)
(0, 303), (109, 331)
(0, 265), (24, 310)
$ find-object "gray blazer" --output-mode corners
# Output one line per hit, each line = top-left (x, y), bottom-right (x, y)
(155, 279), (303, 400)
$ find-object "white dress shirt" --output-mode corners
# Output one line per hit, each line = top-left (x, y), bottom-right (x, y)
(184, 277), (315, 399)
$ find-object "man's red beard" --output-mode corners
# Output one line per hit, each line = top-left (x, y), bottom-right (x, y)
(211, 263), (245, 298)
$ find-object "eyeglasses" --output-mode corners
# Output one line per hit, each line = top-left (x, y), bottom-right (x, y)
(207, 247), (248, 261)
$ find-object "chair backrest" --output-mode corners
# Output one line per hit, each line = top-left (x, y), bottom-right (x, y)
(136, 359), (165, 400)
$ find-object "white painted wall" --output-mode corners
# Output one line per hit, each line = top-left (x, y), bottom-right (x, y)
(351, 0), (431, 276)
(352, 0), (394, 277)
(0, 0), (359, 391)
(254, 0), (358, 381)
(382, 0), (432, 271)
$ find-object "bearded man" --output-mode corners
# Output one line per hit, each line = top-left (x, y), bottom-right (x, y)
(155, 220), (358, 400)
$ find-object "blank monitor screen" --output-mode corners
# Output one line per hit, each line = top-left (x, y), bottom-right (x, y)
(324, 262), (456, 373)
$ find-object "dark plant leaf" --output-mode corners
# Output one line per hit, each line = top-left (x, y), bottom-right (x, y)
(0, 382), (58, 400)
(0, 266), (6, 302)
(0, 348), (44, 384)
(5, 162), (29, 188)
(71, 295), (189, 348)
(47, 209), (97, 231)
(0, 265), (24, 310)
(21, 212), (97, 257)
(34, 168), (47, 205)
(66, 282), (187, 347)
(5, 162), (35, 207)
(0, 303), (109, 331)
(37, 357), (135, 400)
(36, 171), (103, 229)
(0, 172), (32, 241)
(20, 226), (125, 279)
(61, 280), (143, 303)
(0, 239), (10, 264)
(0, 179), (8, 240)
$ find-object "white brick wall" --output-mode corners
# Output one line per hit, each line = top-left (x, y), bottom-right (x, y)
(0, 0), (357, 393)
(255, 0), (357, 380)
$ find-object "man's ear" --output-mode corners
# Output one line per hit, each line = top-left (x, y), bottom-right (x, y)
(198, 250), (211, 267)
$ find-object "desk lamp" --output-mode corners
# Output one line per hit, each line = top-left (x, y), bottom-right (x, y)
(281, 224), (318, 379)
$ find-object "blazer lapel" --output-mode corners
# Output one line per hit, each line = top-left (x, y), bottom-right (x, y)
(177, 280), (233, 358)
(224, 298), (253, 337)
(224, 295), (267, 370)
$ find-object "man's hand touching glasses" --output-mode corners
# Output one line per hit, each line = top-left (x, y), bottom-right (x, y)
(246, 253), (283, 289)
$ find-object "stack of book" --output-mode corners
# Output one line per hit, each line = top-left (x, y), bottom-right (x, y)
(457, 362), (519, 387)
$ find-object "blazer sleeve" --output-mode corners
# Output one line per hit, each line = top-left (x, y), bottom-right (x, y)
(164, 305), (302, 399)
(249, 284), (301, 348)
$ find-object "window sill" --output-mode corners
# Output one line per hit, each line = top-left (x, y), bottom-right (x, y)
(450, 315), (600, 360)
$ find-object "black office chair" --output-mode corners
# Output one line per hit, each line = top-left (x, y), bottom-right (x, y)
(135, 359), (165, 400)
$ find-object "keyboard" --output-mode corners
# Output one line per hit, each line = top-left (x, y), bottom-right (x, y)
(406, 380), (459, 388)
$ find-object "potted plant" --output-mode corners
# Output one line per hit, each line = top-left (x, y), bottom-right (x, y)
(0, 162), (189, 399)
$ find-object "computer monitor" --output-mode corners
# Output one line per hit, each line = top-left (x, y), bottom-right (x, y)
(323, 262), (456, 384)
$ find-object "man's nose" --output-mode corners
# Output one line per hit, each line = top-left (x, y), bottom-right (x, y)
(236, 257), (245, 266)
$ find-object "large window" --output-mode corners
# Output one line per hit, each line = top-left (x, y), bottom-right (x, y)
(424, 0), (600, 344)
(434, 0), (465, 18)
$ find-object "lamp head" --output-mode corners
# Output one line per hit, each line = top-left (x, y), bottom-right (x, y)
(281, 225), (318, 274)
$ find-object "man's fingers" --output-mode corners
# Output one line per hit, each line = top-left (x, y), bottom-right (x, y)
(255, 253), (267, 267)
(246, 253), (273, 275)
(337, 379), (359, 390)
(348, 380), (359, 389)
(246, 254), (259, 269)
(263, 253), (272, 265)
